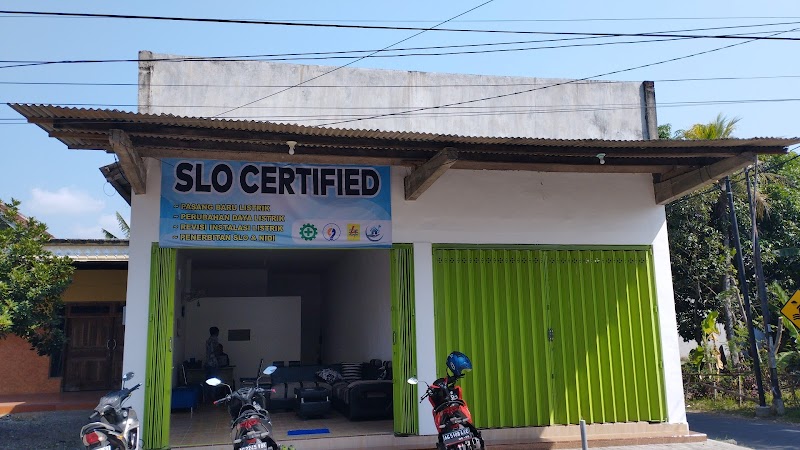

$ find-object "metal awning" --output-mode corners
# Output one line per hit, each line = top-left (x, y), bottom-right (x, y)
(11, 104), (799, 204)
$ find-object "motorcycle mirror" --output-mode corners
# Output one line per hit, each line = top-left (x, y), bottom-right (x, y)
(407, 376), (419, 385)
(263, 365), (278, 375)
(123, 372), (134, 381)
(205, 377), (223, 387)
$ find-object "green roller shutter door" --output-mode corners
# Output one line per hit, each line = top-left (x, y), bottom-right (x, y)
(432, 246), (666, 429)
(391, 244), (418, 435)
(143, 245), (176, 450)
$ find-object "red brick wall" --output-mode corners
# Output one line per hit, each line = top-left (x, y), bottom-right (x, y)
(0, 335), (62, 395)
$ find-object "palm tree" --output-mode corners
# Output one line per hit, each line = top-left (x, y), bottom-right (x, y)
(675, 113), (740, 140)
(102, 212), (130, 239)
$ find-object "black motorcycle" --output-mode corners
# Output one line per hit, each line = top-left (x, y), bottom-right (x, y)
(80, 372), (141, 450)
(206, 362), (279, 450)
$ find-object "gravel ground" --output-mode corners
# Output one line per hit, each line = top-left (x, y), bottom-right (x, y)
(0, 410), (90, 450)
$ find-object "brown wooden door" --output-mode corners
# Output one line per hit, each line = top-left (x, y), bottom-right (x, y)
(63, 304), (125, 391)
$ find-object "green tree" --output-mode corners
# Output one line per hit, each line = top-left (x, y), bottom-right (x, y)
(0, 199), (74, 355)
(102, 211), (130, 239)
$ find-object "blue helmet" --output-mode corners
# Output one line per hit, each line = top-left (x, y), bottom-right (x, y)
(446, 351), (473, 377)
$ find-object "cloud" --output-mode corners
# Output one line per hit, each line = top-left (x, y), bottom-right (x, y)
(28, 187), (105, 215)
(70, 224), (104, 239)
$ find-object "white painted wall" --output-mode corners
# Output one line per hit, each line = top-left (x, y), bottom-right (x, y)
(322, 250), (392, 363)
(183, 296), (301, 381)
(267, 273), (323, 363)
(412, 243), (438, 436)
(141, 52), (647, 140)
(121, 158), (161, 423)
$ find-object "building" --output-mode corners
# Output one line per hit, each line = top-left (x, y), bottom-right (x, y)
(10, 53), (798, 449)
(0, 239), (128, 396)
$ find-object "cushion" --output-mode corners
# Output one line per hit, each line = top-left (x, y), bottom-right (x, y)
(340, 362), (362, 382)
(316, 368), (343, 385)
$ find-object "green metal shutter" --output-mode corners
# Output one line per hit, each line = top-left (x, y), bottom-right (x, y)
(432, 248), (553, 428)
(391, 244), (418, 435)
(143, 244), (176, 450)
(432, 246), (666, 429)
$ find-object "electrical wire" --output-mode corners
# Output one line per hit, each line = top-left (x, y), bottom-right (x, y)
(213, 0), (497, 118)
(317, 25), (800, 127)
(1, 74), (800, 88)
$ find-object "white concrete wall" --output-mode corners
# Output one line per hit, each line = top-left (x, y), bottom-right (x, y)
(322, 250), (392, 363)
(140, 53), (647, 140)
(121, 157), (161, 423)
(184, 296), (301, 380)
(267, 273), (323, 363)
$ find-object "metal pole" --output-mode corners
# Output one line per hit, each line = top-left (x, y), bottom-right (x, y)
(745, 168), (784, 414)
(724, 176), (766, 407)
(580, 419), (588, 450)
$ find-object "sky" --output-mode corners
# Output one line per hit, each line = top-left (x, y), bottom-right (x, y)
(1, 0), (799, 238)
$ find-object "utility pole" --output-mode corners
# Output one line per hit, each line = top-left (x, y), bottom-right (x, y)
(745, 167), (785, 415)
(724, 176), (767, 411)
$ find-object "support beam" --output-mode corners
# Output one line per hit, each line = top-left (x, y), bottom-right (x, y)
(654, 152), (755, 204)
(404, 148), (459, 200)
(109, 129), (148, 195)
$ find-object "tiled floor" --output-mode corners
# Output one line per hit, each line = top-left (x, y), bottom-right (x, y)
(170, 407), (393, 448)
(0, 391), (99, 415)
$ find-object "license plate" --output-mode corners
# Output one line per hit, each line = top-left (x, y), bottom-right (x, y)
(442, 427), (471, 443)
(241, 442), (269, 450)
(95, 446), (111, 450)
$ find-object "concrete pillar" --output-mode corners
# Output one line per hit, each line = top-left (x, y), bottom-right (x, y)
(413, 242), (437, 435)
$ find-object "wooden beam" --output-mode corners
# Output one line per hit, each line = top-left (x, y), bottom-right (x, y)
(404, 148), (459, 200)
(654, 152), (755, 205)
(108, 129), (147, 195)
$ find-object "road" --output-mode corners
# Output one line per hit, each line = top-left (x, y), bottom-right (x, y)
(688, 411), (800, 450)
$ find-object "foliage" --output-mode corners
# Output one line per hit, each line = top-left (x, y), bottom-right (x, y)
(0, 199), (74, 355)
(664, 113), (800, 349)
(102, 211), (130, 239)
(658, 123), (673, 140)
(674, 113), (741, 140)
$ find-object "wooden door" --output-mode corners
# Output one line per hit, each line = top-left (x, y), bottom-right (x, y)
(63, 303), (125, 391)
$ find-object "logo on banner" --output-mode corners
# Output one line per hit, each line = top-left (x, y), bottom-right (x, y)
(347, 224), (361, 241)
(365, 224), (384, 242)
(299, 223), (318, 241)
(323, 223), (341, 241)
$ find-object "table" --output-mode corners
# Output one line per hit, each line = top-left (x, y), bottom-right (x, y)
(184, 366), (236, 402)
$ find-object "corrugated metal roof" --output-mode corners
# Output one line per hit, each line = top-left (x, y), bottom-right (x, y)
(45, 239), (129, 262)
(11, 104), (798, 152)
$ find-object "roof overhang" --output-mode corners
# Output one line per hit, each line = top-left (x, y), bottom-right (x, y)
(11, 104), (799, 205)
(45, 238), (129, 267)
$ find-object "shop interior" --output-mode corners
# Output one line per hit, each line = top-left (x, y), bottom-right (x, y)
(167, 248), (395, 447)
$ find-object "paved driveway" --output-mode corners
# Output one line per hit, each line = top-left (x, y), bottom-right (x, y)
(688, 411), (800, 450)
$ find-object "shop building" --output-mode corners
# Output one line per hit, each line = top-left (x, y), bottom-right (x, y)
(10, 55), (797, 448)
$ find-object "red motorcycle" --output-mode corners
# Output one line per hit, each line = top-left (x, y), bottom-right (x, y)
(408, 351), (484, 450)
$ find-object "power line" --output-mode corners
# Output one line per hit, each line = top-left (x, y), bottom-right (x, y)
(1, 22), (798, 70)
(2, 10), (800, 40)
(317, 26), (800, 127)
(213, 0), (497, 118)
(2, 74), (800, 88)
(5, 97), (800, 124)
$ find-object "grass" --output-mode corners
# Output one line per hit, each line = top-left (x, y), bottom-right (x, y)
(687, 396), (800, 423)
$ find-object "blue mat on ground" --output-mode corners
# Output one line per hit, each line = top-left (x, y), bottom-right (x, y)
(286, 428), (331, 436)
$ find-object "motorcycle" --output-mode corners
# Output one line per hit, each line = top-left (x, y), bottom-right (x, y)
(206, 361), (279, 450)
(408, 352), (484, 450)
(80, 371), (141, 450)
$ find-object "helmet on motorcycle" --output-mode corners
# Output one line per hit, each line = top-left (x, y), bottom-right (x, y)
(446, 351), (472, 377)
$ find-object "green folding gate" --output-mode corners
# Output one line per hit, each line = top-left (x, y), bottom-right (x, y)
(391, 244), (418, 435)
(143, 245), (176, 450)
(432, 246), (666, 429)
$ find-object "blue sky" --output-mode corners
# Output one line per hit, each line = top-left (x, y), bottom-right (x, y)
(1, 0), (799, 238)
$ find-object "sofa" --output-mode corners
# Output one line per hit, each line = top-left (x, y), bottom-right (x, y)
(268, 359), (393, 421)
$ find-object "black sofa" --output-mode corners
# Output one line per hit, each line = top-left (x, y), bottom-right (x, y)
(268, 360), (393, 421)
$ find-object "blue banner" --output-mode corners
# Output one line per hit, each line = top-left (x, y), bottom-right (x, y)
(159, 159), (391, 248)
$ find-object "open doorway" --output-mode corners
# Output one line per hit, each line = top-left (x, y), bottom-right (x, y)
(169, 248), (394, 448)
